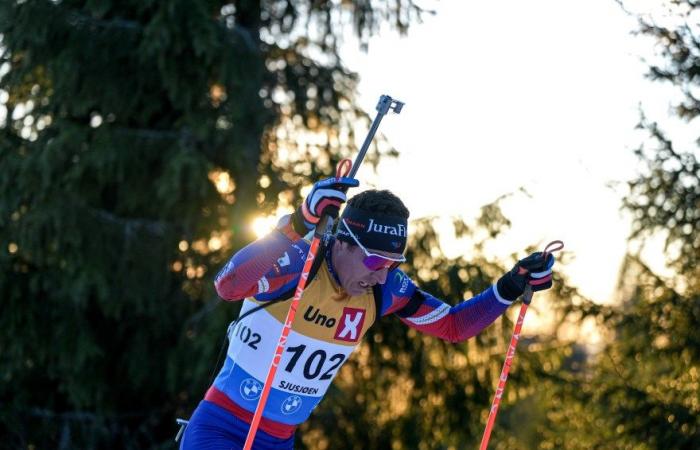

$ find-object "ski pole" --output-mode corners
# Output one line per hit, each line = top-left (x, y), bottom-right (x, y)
(243, 94), (404, 450)
(479, 240), (564, 450)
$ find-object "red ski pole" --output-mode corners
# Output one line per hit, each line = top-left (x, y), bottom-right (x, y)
(479, 240), (564, 450)
(242, 212), (329, 450)
(243, 95), (403, 450)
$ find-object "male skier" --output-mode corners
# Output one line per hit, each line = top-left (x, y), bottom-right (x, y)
(180, 176), (556, 449)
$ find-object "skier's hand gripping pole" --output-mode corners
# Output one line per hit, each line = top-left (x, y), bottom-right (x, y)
(479, 240), (564, 450)
(243, 94), (404, 450)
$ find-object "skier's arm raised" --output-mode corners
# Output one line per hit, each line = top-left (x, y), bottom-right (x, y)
(214, 176), (358, 301)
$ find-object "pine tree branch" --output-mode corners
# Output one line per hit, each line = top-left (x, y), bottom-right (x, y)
(62, 9), (259, 54)
(90, 208), (173, 238)
(221, 20), (258, 53)
(64, 11), (141, 31)
(112, 125), (193, 142)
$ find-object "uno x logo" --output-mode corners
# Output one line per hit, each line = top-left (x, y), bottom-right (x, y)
(334, 307), (366, 342)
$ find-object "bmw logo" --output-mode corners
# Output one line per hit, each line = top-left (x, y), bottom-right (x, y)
(281, 395), (302, 415)
(239, 378), (263, 401)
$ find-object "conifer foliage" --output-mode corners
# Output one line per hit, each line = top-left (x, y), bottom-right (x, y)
(0, 1), (427, 447)
(541, 3), (700, 448)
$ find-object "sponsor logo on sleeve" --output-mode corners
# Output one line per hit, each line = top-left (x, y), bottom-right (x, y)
(292, 244), (306, 259)
(393, 272), (410, 295)
(257, 276), (270, 293)
(277, 252), (291, 267)
(334, 308), (366, 342)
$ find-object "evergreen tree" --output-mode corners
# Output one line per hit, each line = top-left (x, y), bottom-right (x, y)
(0, 1), (429, 448)
(541, 2), (700, 448)
(1, 1), (590, 448)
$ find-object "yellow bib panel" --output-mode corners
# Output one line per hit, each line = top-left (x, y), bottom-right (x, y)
(213, 261), (377, 425)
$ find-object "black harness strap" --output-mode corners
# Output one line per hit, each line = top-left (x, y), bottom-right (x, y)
(394, 288), (426, 318)
(233, 241), (327, 324)
(235, 237), (386, 325)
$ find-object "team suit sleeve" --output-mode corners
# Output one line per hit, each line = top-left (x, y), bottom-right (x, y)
(378, 269), (513, 344)
(213, 215), (307, 301)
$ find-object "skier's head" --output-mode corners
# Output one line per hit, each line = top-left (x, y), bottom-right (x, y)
(333, 190), (410, 296)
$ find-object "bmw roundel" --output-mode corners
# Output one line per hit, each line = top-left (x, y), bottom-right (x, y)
(240, 378), (263, 401)
(281, 395), (302, 415)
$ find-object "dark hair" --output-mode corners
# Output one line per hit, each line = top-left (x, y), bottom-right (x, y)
(346, 189), (410, 219)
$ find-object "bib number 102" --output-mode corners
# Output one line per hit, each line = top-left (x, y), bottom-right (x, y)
(284, 344), (346, 381)
(229, 322), (262, 350)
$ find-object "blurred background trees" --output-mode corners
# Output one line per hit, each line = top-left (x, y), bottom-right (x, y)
(0, 0), (426, 448)
(1, 0), (698, 449)
(539, 1), (700, 448)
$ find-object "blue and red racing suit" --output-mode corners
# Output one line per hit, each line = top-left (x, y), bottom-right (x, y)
(182, 217), (513, 448)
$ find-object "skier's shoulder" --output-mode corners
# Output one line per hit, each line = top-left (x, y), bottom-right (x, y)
(269, 237), (310, 277)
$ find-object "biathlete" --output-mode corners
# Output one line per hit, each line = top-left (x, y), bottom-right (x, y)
(180, 176), (557, 449)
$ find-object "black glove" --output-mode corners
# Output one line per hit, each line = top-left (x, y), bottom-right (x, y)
(291, 176), (359, 235)
(496, 252), (555, 301)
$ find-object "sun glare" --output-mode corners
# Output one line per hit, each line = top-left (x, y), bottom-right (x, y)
(252, 215), (279, 239)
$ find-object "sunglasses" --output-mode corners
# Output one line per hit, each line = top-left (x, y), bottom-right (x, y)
(341, 219), (406, 271)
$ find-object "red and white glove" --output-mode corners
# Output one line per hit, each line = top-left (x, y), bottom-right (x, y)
(291, 176), (359, 235)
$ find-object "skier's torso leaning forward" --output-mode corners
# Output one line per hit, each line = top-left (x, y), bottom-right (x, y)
(180, 177), (557, 449)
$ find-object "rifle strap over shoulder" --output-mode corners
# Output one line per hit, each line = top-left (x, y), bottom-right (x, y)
(233, 238), (328, 324)
(232, 237), (385, 326)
